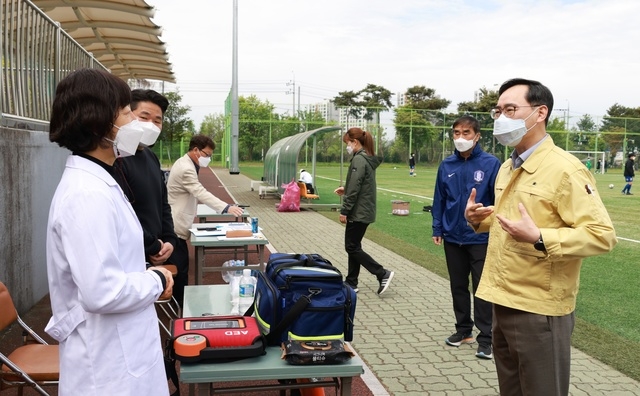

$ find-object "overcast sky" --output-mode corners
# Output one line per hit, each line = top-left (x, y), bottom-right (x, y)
(149, 0), (640, 134)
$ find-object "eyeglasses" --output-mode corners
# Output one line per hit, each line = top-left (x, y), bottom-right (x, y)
(490, 105), (540, 120)
(199, 148), (213, 158)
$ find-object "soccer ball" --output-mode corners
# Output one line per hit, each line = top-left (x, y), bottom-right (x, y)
(609, 184), (614, 189)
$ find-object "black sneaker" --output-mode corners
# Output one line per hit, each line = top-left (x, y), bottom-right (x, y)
(377, 270), (394, 295)
(445, 332), (474, 347)
(476, 343), (493, 359)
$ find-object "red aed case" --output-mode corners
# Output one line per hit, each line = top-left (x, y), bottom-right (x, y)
(170, 315), (266, 363)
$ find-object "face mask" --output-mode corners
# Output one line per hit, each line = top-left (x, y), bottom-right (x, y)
(198, 155), (211, 167)
(453, 137), (475, 153)
(346, 144), (354, 155)
(104, 137), (118, 158)
(493, 108), (539, 147)
(138, 121), (161, 147)
(113, 119), (144, 157)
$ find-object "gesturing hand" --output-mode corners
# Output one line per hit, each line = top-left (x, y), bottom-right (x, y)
(495, 203), (540, 244)
(464, 188), (494, 226)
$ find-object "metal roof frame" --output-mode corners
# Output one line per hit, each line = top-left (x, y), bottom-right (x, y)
(263, 126), (342, 194)
(32, 0), (175, 82)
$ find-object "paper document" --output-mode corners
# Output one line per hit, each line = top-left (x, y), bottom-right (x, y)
(189, 226), (226, 237)
(226, 222), (252, 231)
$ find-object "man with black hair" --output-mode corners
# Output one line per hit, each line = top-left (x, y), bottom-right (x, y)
(167, 135), (243, 304)
(622, 153), (635, 195)
(114, 89), (177, 268)
(409, 153), (416, 176)
(432, 115), (499, 360)
(299, 169), (314, 194)
(466, 78), (616, 395)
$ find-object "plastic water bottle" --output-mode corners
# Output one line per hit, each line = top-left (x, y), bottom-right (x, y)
(221, 260), (244, 283)
(229, 274), (241, 315)
(238, 269), (256, 314)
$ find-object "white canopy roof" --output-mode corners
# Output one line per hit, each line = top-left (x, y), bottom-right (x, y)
(33, 0), (175, 82)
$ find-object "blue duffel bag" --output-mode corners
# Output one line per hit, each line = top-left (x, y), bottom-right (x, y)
(246, 253), (357, 346)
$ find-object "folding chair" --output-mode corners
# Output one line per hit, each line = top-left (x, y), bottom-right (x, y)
(0, 282), (59, 396)
(297, 181), (320, 202)
(154, 264), (181, 336)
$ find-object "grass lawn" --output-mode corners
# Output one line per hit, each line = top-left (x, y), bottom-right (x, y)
(238, 161), (640, 381)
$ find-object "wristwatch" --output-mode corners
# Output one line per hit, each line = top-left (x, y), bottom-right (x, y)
(533, 234), (546, 252)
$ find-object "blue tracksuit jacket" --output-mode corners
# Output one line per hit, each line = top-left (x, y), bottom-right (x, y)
(431, 144), (501, 245)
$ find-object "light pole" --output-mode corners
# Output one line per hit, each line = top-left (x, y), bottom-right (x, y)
(286, 71), (295, 117)
(442, 113), (447, 161)
(408, 108), (413, 158)
(229, 0), (240, 174)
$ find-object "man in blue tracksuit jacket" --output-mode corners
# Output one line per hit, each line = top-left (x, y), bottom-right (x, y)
(431, 115), (501, 359)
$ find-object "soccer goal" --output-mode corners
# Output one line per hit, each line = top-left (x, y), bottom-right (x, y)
(568, 151), (607, 173)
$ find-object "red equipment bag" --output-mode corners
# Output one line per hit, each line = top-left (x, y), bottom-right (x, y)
(170, 315), (266, 363)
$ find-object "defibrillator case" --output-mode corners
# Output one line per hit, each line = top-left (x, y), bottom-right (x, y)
(170, 315), (266, 363)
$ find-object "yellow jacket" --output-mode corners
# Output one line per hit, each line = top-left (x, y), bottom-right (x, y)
(476, 137), (617, 316)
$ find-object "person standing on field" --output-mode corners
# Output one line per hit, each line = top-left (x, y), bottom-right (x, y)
(432, 115), (500, 359)
(409, 153), (416, 176)
(335, 127), (394, 296)
(622, 153), (635, 195)
(466, 78), (617, 395)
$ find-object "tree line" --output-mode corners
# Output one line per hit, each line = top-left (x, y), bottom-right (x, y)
(152, 86), (640, 166)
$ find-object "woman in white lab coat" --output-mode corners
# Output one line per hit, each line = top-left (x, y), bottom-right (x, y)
(45, 68), (174, 395)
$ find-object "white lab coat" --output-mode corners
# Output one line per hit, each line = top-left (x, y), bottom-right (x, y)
(45, 155), (169, 396)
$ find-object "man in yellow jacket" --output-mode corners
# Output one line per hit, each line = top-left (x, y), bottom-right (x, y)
(465, 78), (617, 396)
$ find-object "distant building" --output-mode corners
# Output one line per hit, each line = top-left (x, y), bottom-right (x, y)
(396, 92), (407, 107)
(306, 100), (371, 130)
(305, 101), (339, 123)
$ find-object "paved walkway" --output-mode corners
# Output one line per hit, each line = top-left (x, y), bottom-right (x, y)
(212, 168), (640, 396)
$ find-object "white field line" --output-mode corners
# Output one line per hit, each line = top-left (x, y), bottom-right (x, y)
(318, 176), (638, 244)
(317, 175), (433, 201)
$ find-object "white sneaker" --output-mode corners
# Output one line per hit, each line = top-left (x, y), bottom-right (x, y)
(377, 270), (394, 295)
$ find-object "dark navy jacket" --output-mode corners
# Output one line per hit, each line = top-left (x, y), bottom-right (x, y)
(431, 144), (501, 245)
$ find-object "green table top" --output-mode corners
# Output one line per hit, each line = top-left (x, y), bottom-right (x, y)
(179, 285), (364, 383)
(189, 227), (269, 247)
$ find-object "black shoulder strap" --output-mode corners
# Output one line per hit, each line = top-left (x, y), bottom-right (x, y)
(265, 294), (311, 344)
(164, 338), (181, 396)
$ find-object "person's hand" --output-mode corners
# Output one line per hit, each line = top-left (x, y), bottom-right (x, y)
(227, 205), (244, 217)
(495, 203), (540, 243)
(334, 186), (344, 196)
(149, 240), (173, 265)
(149, 266), (174, 300)
(465, 188), (494, 226)
(339, 214), (347, 224)
(432, 236), (442, 245)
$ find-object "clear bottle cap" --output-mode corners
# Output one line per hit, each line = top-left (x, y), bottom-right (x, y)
(243, 269), (251, 276)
